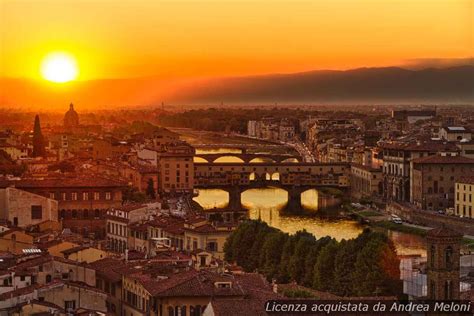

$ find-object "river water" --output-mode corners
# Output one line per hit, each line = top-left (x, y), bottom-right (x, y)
(193, 147), (427, 256)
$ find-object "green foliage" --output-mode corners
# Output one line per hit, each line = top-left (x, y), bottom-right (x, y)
(32, 115), (46, 157)
(312, 240), (338, 291)
(122, 186), (146, 203)
(158, 108), (309, 134)
(282, 288), (316, 298)
(224, 220), (401, 297)
(146, 178), (156, 199)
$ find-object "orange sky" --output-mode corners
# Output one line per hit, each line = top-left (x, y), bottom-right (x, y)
(1, 0), (472, 82)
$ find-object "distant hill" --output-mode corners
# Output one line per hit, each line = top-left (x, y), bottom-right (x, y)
(166, 66), (474, 104)
(1, 66), (473, 108)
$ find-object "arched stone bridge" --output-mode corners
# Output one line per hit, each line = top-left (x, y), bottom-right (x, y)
(194, 162), (349, 212)
(194, 153), (301, 163)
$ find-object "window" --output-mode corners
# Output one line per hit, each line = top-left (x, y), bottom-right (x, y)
(445, 246), (453, 268)
(31, 205), (42, 220)
(71, 192), (77, 200)
(445, 280), (452, 300)
(62, 192), (67, 200)
(94, 192), (100, 200)
(65, 300), (76, 311)
(49, 192), (55, 199)
(430, 245), (436, 268)
(105, 192), (111, 200)
(83, 192), (89, 200)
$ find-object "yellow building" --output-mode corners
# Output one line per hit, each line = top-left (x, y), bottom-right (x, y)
(0, 229), (34, 254)
(455, 177), (474, 218)
(157, 142), (195, 194)
(61, 246), (108, 263)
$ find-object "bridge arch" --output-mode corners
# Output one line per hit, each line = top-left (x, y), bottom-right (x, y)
(281, 157), (299, 163)
(194, 157), (209, 163)
(249, 157), (276, 163)
(214, 156), (245, 163)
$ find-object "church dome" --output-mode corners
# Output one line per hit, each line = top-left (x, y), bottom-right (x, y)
(64, 103), (79, 128)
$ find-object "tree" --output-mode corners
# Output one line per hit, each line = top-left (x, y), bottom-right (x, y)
(259, 232), (287, 280)
(32, 115), (46, 157)
(122, 187), (146, 203)
(332, 239), (358, 296)
(352, 238), (401, 296)
(146, 178), (156, 199)
(312, 240), (339, 291)
(288, 231), (316, 284)
(277, 237), (296, 283)
(301, 236), (332, 287)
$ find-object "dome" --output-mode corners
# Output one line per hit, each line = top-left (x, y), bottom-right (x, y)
(64, 103), (79, 128)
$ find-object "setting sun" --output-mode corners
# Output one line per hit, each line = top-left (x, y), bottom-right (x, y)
(40, 52), (78, 83)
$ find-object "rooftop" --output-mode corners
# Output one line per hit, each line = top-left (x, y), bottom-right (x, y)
(411, 155), (474, 164)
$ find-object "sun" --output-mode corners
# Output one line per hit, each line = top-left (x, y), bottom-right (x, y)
(40, 52), (78, 83)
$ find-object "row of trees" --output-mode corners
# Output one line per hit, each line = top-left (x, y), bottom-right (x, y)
(224, 220), (402, 297)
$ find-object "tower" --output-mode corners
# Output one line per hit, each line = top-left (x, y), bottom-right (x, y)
(426, 226), (462, 300)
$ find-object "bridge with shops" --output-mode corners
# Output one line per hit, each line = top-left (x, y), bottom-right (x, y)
(194, 152), (300, 163)
(194, 162), (349, 211)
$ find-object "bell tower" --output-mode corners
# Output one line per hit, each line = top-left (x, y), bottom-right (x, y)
(426, 226), (462, 300)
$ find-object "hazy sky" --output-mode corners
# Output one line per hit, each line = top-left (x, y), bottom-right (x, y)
(1, 0), (472, 82)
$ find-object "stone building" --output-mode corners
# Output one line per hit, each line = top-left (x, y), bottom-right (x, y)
(455, 177), (474, 218)
(0, 176), (127, 238)
(439, 126), (472, 142)
(426, 227), (462, 300)
(0, 187), (58, 227)
(350, 164), (383, 200)
(381, 141), (459, 203)
(411, 155), (474, 211)
(106, 203), (160, 253)
(157, 142), (195, 194)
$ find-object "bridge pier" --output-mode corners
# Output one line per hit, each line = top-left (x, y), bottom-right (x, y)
(227, 186), (242, 210)
(284, 186), (304, 213)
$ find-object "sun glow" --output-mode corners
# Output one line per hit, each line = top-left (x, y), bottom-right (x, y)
(40, 52), (78, 83)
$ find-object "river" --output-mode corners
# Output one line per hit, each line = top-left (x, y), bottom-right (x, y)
(191, 146), (427, 256)
(194, 187), (426, 257)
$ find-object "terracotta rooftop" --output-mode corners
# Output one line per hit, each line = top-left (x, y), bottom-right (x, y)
(0, 284), (40, 300)
(411, 155), (474, 164)
(0, 175), (127, 188)
(427, 226), (463, 238)
(381, 141), (459, 152)
(350, 163), (383, 172)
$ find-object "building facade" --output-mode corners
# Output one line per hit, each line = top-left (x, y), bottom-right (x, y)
(411, 155), (474, 211)
(455, 177), (474, 218)
(350, 164), (383, 200)
(381, 142), (459, 203)
(426, 227), (462, 300)
(0, 187), (58, 227)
